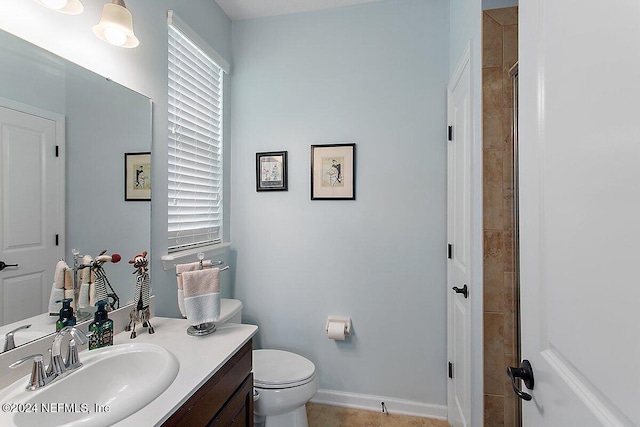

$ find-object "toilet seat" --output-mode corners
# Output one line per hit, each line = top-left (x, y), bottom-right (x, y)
(253, 349), (316, 389)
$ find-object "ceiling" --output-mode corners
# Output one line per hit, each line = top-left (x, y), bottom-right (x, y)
(215, 0), (383, 21)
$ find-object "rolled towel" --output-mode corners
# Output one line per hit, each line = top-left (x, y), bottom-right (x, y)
(77, 255), (93, 309)
(48, 260), (69, 315)
(63, 267), (75, 309)
(182, 267), (220, 325)
(175, 261), (211, 318)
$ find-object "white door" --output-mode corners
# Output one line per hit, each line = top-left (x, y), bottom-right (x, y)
(447, 45), (472, 427)
(517, 1), (640, 425)
(0, 102), (64, 326)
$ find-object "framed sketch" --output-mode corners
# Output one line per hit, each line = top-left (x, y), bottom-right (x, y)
(311, 143), (356, 200)
(256, 151), (288, 191)
(125, 152), (151, 201)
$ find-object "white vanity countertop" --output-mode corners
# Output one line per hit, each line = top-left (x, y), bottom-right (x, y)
(111, 317), (257, 427)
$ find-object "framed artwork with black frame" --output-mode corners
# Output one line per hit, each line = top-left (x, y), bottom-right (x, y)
(310, 143), (356, 200)
(124, 152), (151, 201)
(256, 151), (288, 191)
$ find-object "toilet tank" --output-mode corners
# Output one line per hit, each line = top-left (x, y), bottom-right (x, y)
(216, 298), (243, 324)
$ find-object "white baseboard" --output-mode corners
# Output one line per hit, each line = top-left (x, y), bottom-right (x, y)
(311, 389), (448, 420)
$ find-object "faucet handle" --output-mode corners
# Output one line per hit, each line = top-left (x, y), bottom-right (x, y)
(45, 348), (55, 377)
(9, 354), (49, 391)
(66, 339), (82, 370)
(68, 328), (89, 345)
(3, 324), (32, 352)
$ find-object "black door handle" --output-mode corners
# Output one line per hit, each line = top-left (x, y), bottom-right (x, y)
(507, 360), (535, 401)
(452, 284), (468, 298)
(0, 261), (18, 271)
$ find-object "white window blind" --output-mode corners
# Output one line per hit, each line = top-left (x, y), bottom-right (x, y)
(168, 18), (225, 253)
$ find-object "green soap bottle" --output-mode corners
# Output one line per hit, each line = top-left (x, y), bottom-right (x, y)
(89, 300), (114, 350)
(55, 298), (76, 332)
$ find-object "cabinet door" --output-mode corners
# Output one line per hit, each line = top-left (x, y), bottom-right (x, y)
(162, 341), (253, 427)
(209, 374), (254, 427)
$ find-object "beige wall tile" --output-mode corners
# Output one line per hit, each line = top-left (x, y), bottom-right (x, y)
(483, 8), (518, 426)
(503, 231), (514, 273)
(502, 25), (518, 108)
(503, 189), (514, 234)
(483, 13), (503, 68)
(502, 25), (519, 69)
(502, 115), (514, 192)
(485, 7), (518, 27)
(484, 312), (505, 395)
(483, 150), (504, 230)
(483, 230), (505, 313)
(485, 394), (506, 427)
(503, 272), (517, 355)
(483, 67), (504, 150)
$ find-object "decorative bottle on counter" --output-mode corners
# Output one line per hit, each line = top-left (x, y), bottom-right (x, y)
(89, 300), (114, 350)
(55, 298), (76, 332)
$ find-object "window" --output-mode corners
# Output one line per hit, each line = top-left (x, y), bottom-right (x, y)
(167, 12), (229, 252)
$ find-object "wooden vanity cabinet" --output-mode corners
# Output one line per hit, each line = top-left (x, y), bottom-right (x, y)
(162, 340), (254, 427)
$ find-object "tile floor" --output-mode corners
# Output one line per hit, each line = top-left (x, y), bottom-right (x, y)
(306, 403), (450, 427)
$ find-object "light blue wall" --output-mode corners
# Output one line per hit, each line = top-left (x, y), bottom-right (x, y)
(230, 0), (449, 405)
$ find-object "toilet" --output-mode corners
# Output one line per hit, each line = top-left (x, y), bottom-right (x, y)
(216, 298), (319, 427)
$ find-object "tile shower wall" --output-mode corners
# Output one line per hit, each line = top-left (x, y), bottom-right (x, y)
(482, 6), (518, 427)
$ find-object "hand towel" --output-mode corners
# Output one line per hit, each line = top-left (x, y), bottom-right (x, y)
(63, 267), (75, 309)
(48, 260), (68, 315)
(182, 267), (220, 325)
(77, 255), (93, 309)
(175, 261), (211, 318)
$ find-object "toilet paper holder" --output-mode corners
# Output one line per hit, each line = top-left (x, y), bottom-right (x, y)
(325, 316), (351, 338)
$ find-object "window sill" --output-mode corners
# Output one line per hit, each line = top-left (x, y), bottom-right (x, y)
(161, 242), (231, 271)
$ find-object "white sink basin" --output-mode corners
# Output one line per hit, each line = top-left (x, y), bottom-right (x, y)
(0, 343), (179, 427)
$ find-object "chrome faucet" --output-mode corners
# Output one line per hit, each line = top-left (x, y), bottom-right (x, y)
(8, 326), (88, 391)
(3, 324), (31, 352)
(51, 326), (88, 376)
(8, 354), (52, 390)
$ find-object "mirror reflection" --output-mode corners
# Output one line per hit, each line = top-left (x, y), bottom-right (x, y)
(0, 29), (152, 352)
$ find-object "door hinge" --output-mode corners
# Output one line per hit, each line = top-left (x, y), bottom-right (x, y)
(447, 243), (453, 259)
(447, 126), (453, 141)
(55, 145), (59, 157)
(448, 362), (454, 379)
(55, 234), (59, 246)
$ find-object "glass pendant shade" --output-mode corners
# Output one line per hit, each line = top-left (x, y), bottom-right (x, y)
(92, 0), (139, 48)
(34, 0), (84, 15)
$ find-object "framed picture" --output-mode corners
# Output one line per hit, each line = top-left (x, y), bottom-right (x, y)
(125, 152), (151, 201)
(256, 151), (288, 191)
(311, 143), (356, 200)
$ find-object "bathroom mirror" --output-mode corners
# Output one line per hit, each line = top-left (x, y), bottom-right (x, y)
(0, 28), (152, 351)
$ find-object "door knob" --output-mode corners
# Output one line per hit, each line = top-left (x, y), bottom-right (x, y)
(452, 284), (468, 298)
(0, 261), (18, 271)
(507, 359), (535, 401)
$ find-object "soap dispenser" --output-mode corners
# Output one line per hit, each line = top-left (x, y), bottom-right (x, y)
(55, 298), (76, 332)
(89, 300), (114, 350)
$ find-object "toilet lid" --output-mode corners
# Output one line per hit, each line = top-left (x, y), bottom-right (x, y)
(253, 349), (316, 389)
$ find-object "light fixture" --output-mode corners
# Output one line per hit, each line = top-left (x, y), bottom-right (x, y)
(92, 0), (139, 48)
(34, 0), (84, 15)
